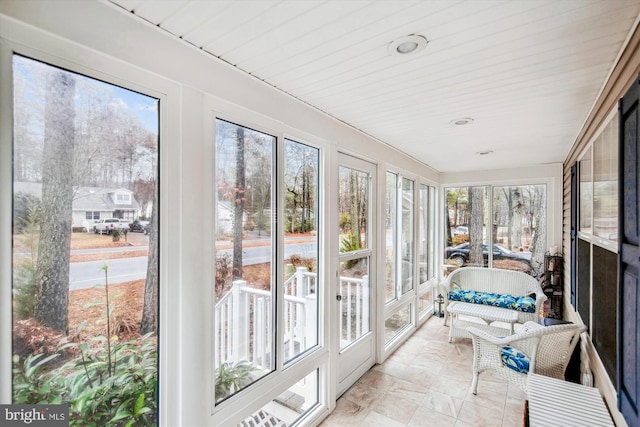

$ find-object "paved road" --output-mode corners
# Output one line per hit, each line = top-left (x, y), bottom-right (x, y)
(69, 241), (318, 289)
(69, 256), (148, 290)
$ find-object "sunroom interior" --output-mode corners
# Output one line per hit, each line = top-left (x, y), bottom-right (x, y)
(1, 0), (639, 426)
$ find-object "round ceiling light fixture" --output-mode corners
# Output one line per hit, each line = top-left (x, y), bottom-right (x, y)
(388, 35), (428, 56)
(450, 117), (475, 126)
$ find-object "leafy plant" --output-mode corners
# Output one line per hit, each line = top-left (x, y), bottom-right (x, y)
(13, 200), (41, 319)
(13, 263), (158, 426)
(340, 233), (360, 253)
(111, 228), (123, 242)
(12, 353), (65, 405)
(215, 360), (255, 401)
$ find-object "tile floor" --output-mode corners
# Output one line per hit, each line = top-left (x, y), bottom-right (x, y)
(319, 315), (526, 427)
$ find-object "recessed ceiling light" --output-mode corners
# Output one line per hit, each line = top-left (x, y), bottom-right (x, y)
(450, 117), (474, 126)
(476, 150), (494, 156)
(388, 35), (428, 56)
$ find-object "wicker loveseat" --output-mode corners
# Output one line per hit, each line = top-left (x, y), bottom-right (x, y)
(442, 267), (546, 342)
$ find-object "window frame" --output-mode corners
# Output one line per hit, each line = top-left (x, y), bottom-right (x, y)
(0, 37), (177, 423)
(209, 107), (330, 424)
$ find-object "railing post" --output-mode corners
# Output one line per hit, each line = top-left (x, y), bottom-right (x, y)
(362, 275), (369, 335)
(232, 280), (248, 362)
(295, 266), (307, 297)
(295, 267), (308, 342)
(304, 293), (317, 351)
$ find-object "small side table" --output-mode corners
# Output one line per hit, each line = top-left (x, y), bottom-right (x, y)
(527, 373), (613, 426)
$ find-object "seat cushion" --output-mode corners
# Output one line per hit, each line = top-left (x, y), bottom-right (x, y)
(448, 289), (536, 313)
(500, 346), (530, 374)
(512, 295), (536, 312)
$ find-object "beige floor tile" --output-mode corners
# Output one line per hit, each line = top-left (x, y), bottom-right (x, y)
(398, 365), (438, 388)
(342, 382), (384, 408)
(360, 410), (407, 427)
(409, 406), (457, 427)
(370, 391), (419, 424)
(457, 399), (505, 427)
(387, 378), (429, 404)
(420, 389), (464, 418)
(318, 398), (369, 426)
(372, 359), (408, 378)
(430, 375), (471, 400)
(357, 369), (396, 392)
(320, 316), (527, 427)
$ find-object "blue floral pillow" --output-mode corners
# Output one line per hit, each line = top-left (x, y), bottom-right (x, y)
(448, 289), (478, 303)
(512, 295), (536, 313)
(500, 346), (530, 374)
(448, 290), (536, 313)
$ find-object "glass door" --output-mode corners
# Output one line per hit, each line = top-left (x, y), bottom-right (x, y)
(336, 154), (376, 395)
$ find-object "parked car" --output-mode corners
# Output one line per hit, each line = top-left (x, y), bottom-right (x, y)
(129, 220), (149, 233)
(444, 243), (531, 266)
(93, 218), (129, 235)
(452, 226), (468, 235)
(143, 222), (151, 235)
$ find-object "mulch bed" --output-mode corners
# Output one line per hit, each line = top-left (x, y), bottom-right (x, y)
(13, 280), (145, 361)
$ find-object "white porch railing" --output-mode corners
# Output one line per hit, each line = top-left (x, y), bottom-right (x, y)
(214, 268), (369, 408)
(214, 267), (318, 370)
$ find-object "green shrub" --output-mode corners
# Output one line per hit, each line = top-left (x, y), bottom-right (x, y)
(13, 201), (40, 319)
(13, 263), (158, 426)
(215, 360), (255, 402)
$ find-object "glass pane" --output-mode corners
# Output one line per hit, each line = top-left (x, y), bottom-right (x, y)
(12, 55), (159, 425)
(385, 172), (397, 302)
(238, 369), (319, 426)
(593, 117), (618, 241)
(339, 257), (370, 350)
(492, 185), (546, 276)
(444, 186), (488, 268)
(401, 177), (414, 295)
(214, 119), (275, 402)
(579, 147), (593, 234)
(384, 304), (412, 343)
(338, 167), (369, 251)
(418, 288), (434, 319)
(283, 139), (319, 363)
(418, 184), (429, 283)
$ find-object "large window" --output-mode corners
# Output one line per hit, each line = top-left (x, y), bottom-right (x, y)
(213, 121), (321, 411)
(384, 171), (416, 346)
(575, 112), (619, 385)
(417, 183), (436, 320)
(444, 185), (546, 276)
(385, 172), (415, 303)
(283, 139), (319, 363)
(214, 119), (276, 402)
(11, 55), (159, 425)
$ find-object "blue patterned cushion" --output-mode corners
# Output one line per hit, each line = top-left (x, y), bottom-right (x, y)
(500, 346), (530, 373)
(448, 289), (478, 303)
(448, 290), (535, 313)
(512, 295), (536, 313)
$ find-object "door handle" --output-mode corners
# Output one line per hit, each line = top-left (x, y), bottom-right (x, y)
(336, 294), (342, 301)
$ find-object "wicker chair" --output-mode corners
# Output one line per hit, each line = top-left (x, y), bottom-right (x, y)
(468, 321), (586, 394)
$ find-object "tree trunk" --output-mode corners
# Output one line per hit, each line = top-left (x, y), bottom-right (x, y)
(34, 70), (75, 333)
(468, 187), (484, 266)
(233, 127), (245, 279)
(350, 171), (361, 248)
(140, 179), (158, 334)
(530, 186), (546, 275)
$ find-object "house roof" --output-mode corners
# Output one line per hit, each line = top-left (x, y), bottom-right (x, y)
(14, 182), (140, 211)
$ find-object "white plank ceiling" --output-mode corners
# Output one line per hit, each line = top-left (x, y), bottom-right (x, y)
(109, 0), (640, 173)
